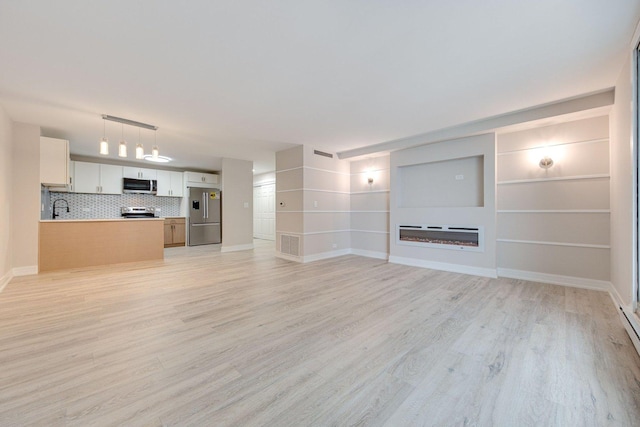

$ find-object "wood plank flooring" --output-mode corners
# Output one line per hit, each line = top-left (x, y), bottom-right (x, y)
(1, 240), (640, 426)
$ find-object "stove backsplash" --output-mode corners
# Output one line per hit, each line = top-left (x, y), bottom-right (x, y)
(47, 191), (182, 220)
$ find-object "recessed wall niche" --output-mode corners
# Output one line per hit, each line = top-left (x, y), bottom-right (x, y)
(398, 155), (484, 208)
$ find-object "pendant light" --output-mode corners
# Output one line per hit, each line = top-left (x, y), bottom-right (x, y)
(152, 129), (159, 160)
(99, 118), (109, 155)
(118, 123), (127, 157)
(135, 128), (144, 159)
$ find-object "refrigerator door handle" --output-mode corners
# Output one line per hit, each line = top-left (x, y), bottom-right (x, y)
(202, 192), (207, 219)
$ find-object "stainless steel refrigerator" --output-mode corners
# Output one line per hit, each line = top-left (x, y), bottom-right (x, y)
(188, 188), (221, 245)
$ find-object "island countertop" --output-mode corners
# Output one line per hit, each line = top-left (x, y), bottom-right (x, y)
(39, 218), (164, 272)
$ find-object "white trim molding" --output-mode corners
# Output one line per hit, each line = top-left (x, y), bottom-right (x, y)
(497, 174), (610, 185)
(12, 266), (38, 276)
(497, 137), (609, 155)
(220, 243), (254, 253)
(275, 252), (303, 263)
(0, 270), (13, 293)
(276, 248), (389, 263)
(351, 249), (389, 260)
(351, 190), (390, 195)
(496, 239), (610, 249)
(497, 209), (610, 214)
(389, 255), (497, 278)
(608, 284), (640, 356)
(497, 268), (610, 291)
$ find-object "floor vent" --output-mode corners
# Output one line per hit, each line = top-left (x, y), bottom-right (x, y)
(313, 149), (333, 158)
(280, 234), (300, 256)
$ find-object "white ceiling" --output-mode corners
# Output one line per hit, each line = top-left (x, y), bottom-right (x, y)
(1, 1), (639, 174)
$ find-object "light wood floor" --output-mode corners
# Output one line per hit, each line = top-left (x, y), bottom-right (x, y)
(2, 240), (640, 426)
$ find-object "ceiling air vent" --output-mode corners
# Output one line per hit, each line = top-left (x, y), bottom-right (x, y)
(313, 149), (333, 158)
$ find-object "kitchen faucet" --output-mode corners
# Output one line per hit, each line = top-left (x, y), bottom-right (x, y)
(52, 198), (70, 219)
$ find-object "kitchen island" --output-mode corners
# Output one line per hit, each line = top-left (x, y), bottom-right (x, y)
(39, 218), (165, 272)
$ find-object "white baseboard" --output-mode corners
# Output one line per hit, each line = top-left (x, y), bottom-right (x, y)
(220, 243), (254, 253)
(275, 252), (303, 263)
(607, 285), (640, 357)
(0, 270), (12, 293)
(276, 248), (356, 263)
(389, 256), (497, 278)
(497, 268), (610, 291)
(12, 266), (38, 276)
(350, 248), (389, 260)
(303, 248), (351, 263)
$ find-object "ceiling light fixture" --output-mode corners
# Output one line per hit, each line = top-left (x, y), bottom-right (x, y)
(135, 128), (144, 159)
(143, 154), (172, 163)
(100, 114), (163, 160)
(152, 128), (159, 160)
(99, 119), (109, 155)
(118, 124), (127, 158)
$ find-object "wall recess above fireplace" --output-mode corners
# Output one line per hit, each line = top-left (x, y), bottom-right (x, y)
(397, 224), (484, 252)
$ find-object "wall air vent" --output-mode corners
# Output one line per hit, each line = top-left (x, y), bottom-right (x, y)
(280, 234), (300, 256)
(313, 149), (333, 158)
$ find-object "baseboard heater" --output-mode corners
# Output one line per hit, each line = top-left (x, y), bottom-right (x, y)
(397, 224), (484, 252)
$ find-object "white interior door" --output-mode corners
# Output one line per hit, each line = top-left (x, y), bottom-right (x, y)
(253, 183), (275, 240)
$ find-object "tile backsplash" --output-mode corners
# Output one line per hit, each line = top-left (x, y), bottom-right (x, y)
(47, 191), (182, 220)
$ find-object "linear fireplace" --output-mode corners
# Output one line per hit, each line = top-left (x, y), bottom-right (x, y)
(397, 224), (484, 252)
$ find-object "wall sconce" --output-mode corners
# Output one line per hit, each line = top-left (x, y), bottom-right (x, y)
(539, 156), (554, 169)
(367, 176), (374, 184)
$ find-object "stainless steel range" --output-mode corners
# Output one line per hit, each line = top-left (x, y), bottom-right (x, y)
(121, 206), (157, 218)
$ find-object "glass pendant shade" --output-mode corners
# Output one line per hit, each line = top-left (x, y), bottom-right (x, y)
(118, 140), (127, 157)
(99, 137), (109, 155)
(135, 144), (144, 159)
(152, 145), (159, 159)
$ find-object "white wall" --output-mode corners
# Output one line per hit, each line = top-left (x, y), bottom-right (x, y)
(253, 171), (275, 186)
(350, 156), (390, 259)
(221, 157), (254, 252)
(496, 116), (610, 288)
(0, 106), (12, 288)
(610, 54), (635, 305)
(389, 133), (497, 277)
(275, 146), (355, 261)
(11, 123), (40, 274)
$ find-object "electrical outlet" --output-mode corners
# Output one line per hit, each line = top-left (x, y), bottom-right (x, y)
(82, 208), (91, 212)
(455, 174), (464, 180)
(332, 243), (337, 249)
(313, 201), (318, 208)
(244, 202), (249, 208)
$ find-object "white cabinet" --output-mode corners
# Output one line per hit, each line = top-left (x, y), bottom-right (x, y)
(73, 161), (123, 194)
(123, 167), (157, 180)
(40, 137), (69, 187)
(100, 164), (124, 194)
(185, 171), (218, 187)
(156, 170), (184, 197)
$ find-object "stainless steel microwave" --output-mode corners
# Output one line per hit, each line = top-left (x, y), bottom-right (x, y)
(123, 177), (157, 194)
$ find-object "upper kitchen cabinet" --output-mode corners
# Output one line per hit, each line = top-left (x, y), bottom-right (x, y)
(156, 170), (184, 197)
(73, 161), (123, 194)
(40, 137), (70, 187)
(185, 171), (218, 187)
(123, 167), (157, 180)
